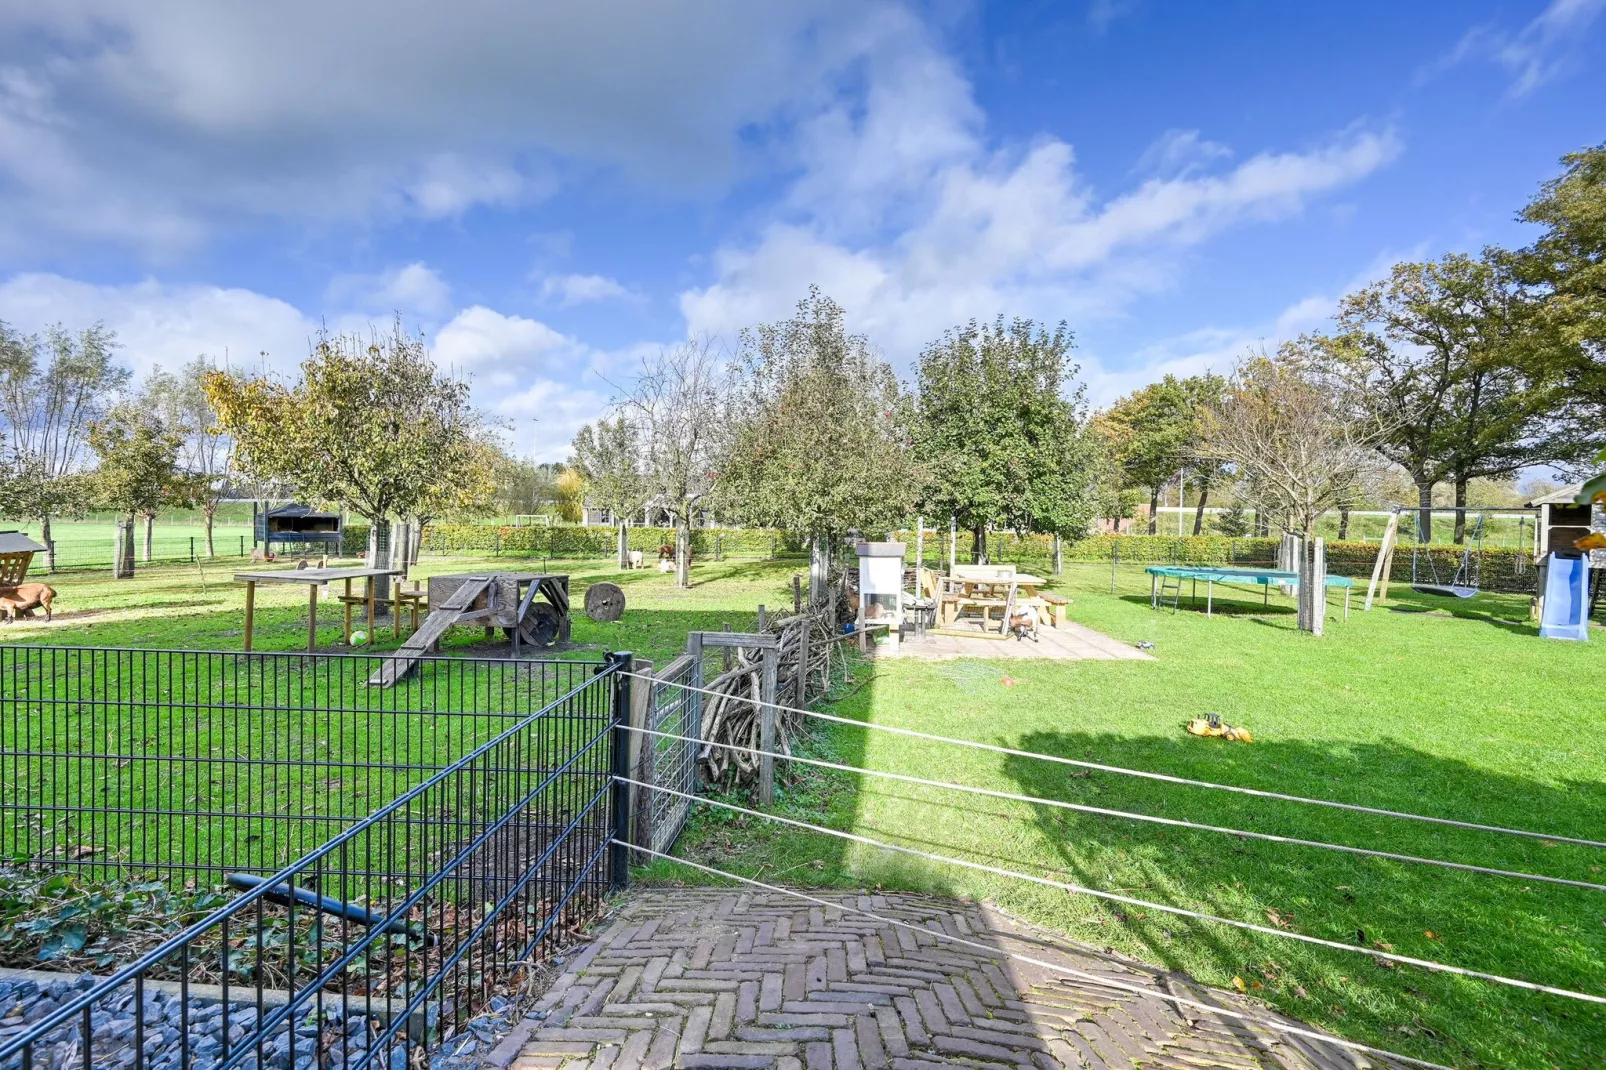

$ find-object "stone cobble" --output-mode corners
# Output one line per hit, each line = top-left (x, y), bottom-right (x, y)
(507, 889), (1403, 1070)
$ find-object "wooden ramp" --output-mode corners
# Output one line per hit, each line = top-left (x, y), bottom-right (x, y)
(368, 575), (493, 687)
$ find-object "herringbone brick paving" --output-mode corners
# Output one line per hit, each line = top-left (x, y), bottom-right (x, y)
(505, 889), (1401, 1070)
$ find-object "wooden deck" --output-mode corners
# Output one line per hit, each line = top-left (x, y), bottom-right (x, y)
(883, 620), (1153, 661)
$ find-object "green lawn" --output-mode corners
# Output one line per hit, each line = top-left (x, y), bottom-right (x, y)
(651, 561), (1606, 1069)
(8, 554), (1606, 1065)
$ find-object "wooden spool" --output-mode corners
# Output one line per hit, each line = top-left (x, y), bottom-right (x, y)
(505, 602), (561, 648)
(584, 581), (627, 622)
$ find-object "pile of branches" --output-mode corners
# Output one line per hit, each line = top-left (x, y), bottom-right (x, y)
(696, 607), (847, 786)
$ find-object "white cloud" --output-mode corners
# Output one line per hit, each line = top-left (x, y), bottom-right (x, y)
(1419, 0), (1606, 96)
(0, 272), (316, 380)
(1087, 0), (1141, 33)
(1134, 129), (1233, 178)
(326, 262), (452, 317)
(0, 2), (898, 255)
(492, 380), (613, 463)
(433, 306), (586, 382)
(538, 274), (631, 307)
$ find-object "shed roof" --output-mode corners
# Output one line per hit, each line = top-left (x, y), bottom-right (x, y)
(0, 531), (47, 554)
(264, 503), (340, 519)
(1526, 483), (1586, 507)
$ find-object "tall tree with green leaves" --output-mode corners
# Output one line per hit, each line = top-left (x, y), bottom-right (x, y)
(88, 404), (195, 571)
(1514, 142), (1606, 416)
(916, 318), (1097, 562)
(572, 417), (649, 567)
(1095, 377), (1194, 534)
(143, 357), (238, 557)
(0, 322), (128, 568)
(204, 321), (485, 578)
(721, 289), (917, 597)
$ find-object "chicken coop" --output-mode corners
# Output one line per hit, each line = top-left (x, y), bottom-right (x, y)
(254, 503), (344, 554)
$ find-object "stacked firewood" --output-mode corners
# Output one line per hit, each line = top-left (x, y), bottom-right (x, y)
(696, 608), (846, 785)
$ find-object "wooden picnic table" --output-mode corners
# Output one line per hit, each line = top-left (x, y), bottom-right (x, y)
(938, 571), (1067, 634)
(234, 567), (402, 652)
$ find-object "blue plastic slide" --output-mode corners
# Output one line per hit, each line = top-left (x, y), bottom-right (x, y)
(1539, 551), (1590, 642)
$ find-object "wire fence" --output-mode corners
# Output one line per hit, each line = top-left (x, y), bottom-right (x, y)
(0, 648), (628, 1070)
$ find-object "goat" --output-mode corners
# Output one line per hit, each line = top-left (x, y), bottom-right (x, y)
(624, 550), (644, 569)
(1007, 604), (1039, 642)
(0, 582), (56, 623)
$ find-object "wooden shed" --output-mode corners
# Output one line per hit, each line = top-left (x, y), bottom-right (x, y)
(254, 503), (343, 553)
(0, 531), (47, 586)
(1527, 484), (1605, 566)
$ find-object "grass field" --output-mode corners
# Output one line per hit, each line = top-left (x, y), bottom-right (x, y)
(6, 554), (1605, 1065)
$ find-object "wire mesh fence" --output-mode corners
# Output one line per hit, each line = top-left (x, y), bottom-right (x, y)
(1, 647), (604, 885)
(0, 648), (623, 1070)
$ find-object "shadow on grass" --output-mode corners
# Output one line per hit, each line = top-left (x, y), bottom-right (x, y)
(994, 730), (1606, 1067)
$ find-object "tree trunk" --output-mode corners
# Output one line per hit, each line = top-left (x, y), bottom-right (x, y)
(809, 533), (829, 606)
(1192, 484), (1209, 535)
(1453, 478), (1468, 544)
(971, 525), (988, 564)
(142, 512), (154, 562)
(368, 516), (392, 603)
(617, 520), (630, 569)
(1338, 508), (1350, 541)
(675, 520), (691, 588)
(1051, 533), (1063, 576)
(204, 502), (217, 557)
(1255, 508), (1268, 537)
(1147, 488), (1160, 535)
(1415, 481), (1434, 544)
(39, 515), (54, 572)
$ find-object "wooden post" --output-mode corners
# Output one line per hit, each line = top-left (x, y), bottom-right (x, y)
(307, 581), (319, 652)
(948, 515), (957, 574)
(794, 620), (810, 706)
(914, 516), (924, 583)
(792, 575), (802, 614)
(1364, 510), (1400, 611)
(343, 578), (353, 645)
(1052, 533), (1063, 577)
(758, 643), (778, 807)
(243, 580), (256, 651)
(722, 623), (732, 671)
(757, 604), (768, 632)
(392, 574), (403, 639)
(686, 631), (705, 791)
(366, 576), (376, 638)
(1311, 537), (1327, 637)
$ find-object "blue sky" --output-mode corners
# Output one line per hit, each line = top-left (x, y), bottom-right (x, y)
(0, 0), (1602, 459)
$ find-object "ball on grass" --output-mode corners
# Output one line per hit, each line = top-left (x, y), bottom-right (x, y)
(349, 630), (369, 647)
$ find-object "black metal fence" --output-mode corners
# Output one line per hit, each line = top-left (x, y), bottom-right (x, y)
(0, 647), (627, 1070)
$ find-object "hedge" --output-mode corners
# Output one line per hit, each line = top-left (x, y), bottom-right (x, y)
(403, 523), (1537, 595)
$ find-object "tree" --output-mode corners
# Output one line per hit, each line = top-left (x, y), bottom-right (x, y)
(143, 357), (238, 558)
(1175, 375), (1228, 534)
(1514, 142), (1606, 415)
(205, 322), (485, 580)
(410, 434), (502, 563)
(1214, 496), (1252, 538)
(916, 318), (1097, 563)
(1314, 253), (1564, 542)
(87, 404), (193, 572)
(572, 417), (649, 567)
(616, 338), (726, 588)
(1096, 378), (1194, 534)
(553, 468), (586, 523)
(1202, 353), (1379, 539)
(721, 289), (918, 596)
(0, 322), (129, 569)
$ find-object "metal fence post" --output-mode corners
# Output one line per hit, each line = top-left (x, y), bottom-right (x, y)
(608, 650), (635, 891)
(686, 633), (705, 792)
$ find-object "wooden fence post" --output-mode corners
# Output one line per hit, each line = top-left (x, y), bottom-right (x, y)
(794, 620), (810, 706)
(758, 643), (778, 806)
(793, 575), (802, 614)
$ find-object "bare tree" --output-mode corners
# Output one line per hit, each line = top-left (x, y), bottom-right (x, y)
(1203, 352), (1380, 537)
(616, 339), (727, 588)
(571, 417), (649, 568)
(143, 357), (237, 557)
(0, 322), (129, 569)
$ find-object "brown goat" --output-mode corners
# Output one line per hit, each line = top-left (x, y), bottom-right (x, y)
(0, 582), (56, 623)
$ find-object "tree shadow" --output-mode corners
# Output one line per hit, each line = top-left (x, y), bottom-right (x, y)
(994, 730), (1606, 1065)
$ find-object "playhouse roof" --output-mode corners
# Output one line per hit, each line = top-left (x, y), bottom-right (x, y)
(1526, 483), (1586, 507)
(264, 503), (339, 519)
(0, 531), (47, 554)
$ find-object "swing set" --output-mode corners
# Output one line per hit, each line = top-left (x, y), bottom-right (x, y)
(1363, 506), (1530, 609)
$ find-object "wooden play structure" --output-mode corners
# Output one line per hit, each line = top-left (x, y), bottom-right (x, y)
(235, 566), (402, 652)
(369, 572), (571, 687)
(0, 531), (46, 586)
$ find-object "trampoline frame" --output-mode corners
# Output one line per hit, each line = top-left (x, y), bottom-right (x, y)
(1145, 565), (1354, 619)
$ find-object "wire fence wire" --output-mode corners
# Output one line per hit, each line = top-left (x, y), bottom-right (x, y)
(0, 648), (625, 1070)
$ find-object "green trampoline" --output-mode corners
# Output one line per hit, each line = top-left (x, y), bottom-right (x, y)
(1145, 565), (1354, 618)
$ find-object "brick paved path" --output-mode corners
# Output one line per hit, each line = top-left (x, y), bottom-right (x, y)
(503, 888), (1400, 1070)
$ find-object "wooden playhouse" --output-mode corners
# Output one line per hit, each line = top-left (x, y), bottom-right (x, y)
(0, 531), (47, 586)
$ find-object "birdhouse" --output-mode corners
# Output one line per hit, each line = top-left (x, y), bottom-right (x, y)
(0, 531), (48, 586)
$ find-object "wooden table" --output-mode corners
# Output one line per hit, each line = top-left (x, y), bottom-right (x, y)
(234, 567), (402, 652)
(939, 572), (1057, 634)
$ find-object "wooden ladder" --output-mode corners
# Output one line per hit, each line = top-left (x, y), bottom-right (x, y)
(368, 575), (493, 688)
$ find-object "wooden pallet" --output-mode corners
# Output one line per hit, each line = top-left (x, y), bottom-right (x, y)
(368, 575), (493, 687)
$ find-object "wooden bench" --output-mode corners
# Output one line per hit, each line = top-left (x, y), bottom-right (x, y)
(1033, 591), (1069, 629)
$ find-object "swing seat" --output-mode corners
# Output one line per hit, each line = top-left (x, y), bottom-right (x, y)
(1413, 584), (1478, 599)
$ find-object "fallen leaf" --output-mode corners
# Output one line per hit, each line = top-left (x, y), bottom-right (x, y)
(1000, 677), (1017, 687)
(1293, 985), (1309, 999)
(1424, 930), (1440, 940)
(1265, 908), (1294, 929)
(1231, 976), (1247, 993)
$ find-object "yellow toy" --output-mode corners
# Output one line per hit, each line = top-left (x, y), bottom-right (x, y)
(1186, 714), (1253, 743)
